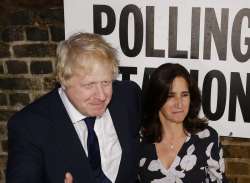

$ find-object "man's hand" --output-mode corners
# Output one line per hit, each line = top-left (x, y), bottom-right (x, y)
(64, 172), (73, 183)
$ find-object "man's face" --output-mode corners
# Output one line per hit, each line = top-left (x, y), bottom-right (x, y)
(64, 64), (113, 117)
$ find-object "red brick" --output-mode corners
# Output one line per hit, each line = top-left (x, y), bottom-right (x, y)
(0, 43), (10, 58)
(0, 155), (7, 167)
(238, 177), (250, 183)
(0, 123), (7, 139)
(6, 60), (28, 74)
(26, 27), (49, 41)
(1, 140), (7, 153)
(1, 26), (24, 42)
(9, 93), (30, 106)
(224, 145), (250, 158)
(13, 44), (56, 57)
(30, 61), (53, 74)
(0, 110), (17, 121)
(227, 161), (250, 175)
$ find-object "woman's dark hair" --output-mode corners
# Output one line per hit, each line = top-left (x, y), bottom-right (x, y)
(141, 63), (208, 143)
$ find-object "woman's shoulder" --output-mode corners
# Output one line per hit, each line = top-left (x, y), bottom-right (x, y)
(194, 125), (220, 143)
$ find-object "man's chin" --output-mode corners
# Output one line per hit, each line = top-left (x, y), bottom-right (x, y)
(90, 109), (106, 117)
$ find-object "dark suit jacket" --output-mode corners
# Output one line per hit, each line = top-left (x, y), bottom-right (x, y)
(7, 80), (141, 183)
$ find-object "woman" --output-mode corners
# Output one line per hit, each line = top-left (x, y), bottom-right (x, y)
(139, 63), (228, 183)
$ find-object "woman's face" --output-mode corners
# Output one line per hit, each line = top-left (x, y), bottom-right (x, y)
(159, 76), (190, 125)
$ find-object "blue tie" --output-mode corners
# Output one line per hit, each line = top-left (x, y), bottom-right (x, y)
(84, 117), (112, 183)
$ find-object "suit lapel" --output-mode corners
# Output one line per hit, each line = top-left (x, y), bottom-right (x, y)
(48, 89), (96, 182)
(108, 87), (132, 182)
(46, 84), (138, 182)
(109, 99), (129, 154)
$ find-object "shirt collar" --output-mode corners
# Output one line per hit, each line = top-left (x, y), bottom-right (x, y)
(58, 87), (86, 124)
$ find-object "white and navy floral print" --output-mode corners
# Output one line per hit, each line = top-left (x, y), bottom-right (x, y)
(138, 126), (229, 183)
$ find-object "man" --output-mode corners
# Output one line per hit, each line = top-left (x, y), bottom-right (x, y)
(7, 33), (141, 183)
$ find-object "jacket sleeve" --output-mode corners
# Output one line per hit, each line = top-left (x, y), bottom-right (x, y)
(6, 114), (45, 183)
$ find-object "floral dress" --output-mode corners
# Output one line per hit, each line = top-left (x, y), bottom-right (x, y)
(138, 126), (229, 183)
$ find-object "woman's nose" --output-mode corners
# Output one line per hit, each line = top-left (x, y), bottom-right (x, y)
(175, 97), (183, 108)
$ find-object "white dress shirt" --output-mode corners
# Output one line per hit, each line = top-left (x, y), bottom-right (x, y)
(58, 88), (122, 182)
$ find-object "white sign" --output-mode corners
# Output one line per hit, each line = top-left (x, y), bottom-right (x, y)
(64, 0), (250, 138)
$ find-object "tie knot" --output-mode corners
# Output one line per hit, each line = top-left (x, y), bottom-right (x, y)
(84, 117), (96, 130)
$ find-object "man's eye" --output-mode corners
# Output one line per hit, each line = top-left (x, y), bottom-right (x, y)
(101, 81), (112, 86)
(81, 83), (94, 89)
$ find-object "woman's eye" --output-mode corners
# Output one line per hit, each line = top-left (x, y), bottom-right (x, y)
(168, 94), (174, 98)
(182, 92), (190, 97)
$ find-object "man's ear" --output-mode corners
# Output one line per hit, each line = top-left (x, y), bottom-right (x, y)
(61, 84), (66, 90)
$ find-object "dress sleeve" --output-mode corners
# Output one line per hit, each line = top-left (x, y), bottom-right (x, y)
(205, 127), (229, 183)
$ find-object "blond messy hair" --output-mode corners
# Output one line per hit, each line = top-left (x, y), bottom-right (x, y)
(56, 32), (119, 87)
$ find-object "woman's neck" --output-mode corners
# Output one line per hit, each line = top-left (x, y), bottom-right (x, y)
(161, 121), (186, 141)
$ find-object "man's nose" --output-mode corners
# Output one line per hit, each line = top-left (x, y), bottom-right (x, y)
(95, 84), (105, 100)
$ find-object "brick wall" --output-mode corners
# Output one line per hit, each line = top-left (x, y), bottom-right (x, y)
(0, 4), (64, 182)
(0, 2), (250, 183)
(222, 137), (250, 183)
